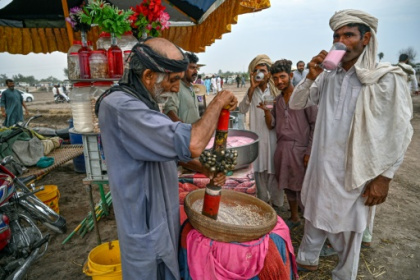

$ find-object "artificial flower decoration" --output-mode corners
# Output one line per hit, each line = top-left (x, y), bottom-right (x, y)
(82, 0), (133, 37)
(129, 0), (170, 38)
(66, 3), (92, 32)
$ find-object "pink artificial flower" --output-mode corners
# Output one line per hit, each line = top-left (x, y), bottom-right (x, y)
(146, 24), (153, 30)
(159, 11), (170, 21)
(159, 11), (170, 30)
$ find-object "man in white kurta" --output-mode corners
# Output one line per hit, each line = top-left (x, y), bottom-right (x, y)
(289, 10), (413, 280)
(211, 75), (217, 95)
(216, 76), (222, 92)
(238, 54), (283, 212)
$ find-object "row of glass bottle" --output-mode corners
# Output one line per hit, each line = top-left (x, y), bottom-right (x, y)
(67, 31), (138, 80)
(70, 81), (114, 133)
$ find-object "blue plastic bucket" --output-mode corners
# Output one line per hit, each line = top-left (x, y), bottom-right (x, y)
(69, 119), (86, 173)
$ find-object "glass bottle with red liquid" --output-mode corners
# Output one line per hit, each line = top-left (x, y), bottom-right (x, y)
(108, 33), (124, 79)
(78, 31), (92, 79)
(96, 32), (111, 53)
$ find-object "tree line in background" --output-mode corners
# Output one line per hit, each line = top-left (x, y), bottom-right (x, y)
(378, 47), (417, 64)
(0, 73), (63, 87)
(1, 47), (417, 88)
(218, 70), (248, 80)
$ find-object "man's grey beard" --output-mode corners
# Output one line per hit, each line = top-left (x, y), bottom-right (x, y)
(152, 80), (172, 104)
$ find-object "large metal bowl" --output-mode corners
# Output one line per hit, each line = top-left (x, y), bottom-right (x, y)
(206, 129), (259, 170)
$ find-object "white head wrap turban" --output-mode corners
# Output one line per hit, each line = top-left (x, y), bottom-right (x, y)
(248, 54), (279, 97)
(329, 9), (378, 71)
(327, 10), (413, 191)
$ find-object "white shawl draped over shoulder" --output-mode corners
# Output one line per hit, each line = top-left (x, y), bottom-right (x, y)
(346, 63), (413, 190)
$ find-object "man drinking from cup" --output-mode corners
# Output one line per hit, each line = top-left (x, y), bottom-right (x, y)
(238, 55), (283, 214)
(289, 9), (413, 279)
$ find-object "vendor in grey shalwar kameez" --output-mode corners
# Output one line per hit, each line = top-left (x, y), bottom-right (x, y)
(96, 38), (237, 280)
(1, 79), (29, 127)
(289, 10), (413, 280)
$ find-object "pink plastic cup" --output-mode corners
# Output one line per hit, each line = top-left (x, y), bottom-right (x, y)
(321, 42), (347, 72)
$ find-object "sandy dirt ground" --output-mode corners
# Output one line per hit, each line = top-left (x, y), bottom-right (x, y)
(13, 84), (420, 279)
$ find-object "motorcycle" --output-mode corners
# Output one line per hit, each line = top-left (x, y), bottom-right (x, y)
(0, 156), (67, 279)
(54, 94), (68, 104)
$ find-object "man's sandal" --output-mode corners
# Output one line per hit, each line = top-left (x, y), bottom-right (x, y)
(285, 219), (301, 230)
(361, 242), (372, 249)
(297, 263), (318, 272)
(320, 243), (337, 257)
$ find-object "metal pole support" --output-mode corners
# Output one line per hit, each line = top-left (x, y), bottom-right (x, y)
(86, 184), (101, 245)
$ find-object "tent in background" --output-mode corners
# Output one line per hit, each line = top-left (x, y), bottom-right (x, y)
(0, 0), (271, 54)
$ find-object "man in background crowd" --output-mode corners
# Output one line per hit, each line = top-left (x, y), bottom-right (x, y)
(52, 84), (70, 102)
(291, 61), (308, 86)
(397, 53), (419, 95)
(216, 75), (222, 93)
(164, 52), (200, 123)
(241, 75), (246, 87)
(1, 79), (29, 127)
(194, 74), (204, 85)
(211, 75), (217, 94)
(204, 76), (211, 95)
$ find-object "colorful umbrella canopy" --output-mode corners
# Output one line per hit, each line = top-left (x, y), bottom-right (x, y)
(0, 0), (271, 54)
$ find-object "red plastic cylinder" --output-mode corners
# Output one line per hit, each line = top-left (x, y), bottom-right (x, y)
(217, 109), (230, 131)
(202, 186), (222, 219)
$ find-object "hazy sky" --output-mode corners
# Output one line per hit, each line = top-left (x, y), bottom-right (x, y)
(0, 0), (419, 80)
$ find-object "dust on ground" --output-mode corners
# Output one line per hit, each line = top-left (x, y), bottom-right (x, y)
(18, 85), (420, 279)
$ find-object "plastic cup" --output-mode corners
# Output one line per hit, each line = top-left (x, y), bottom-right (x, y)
(255, 70), (264, 81)
(263, 95), (274, 109)
(321, 42), (347, 72)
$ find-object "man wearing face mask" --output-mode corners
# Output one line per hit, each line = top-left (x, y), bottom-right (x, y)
(289, 10), (412, 279)
(238, 55), (283, 213)
(164, 52), (200, 123)
(95, 38), (237, 280)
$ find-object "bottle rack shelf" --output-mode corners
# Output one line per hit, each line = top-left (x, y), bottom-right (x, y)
(70, 78), (120, 83)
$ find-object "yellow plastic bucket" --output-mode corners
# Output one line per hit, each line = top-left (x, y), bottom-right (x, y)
(35, 185), (60, 214)
(83, 240), (122, 280)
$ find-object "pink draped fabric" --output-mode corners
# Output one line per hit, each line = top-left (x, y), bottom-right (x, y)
(186, 217), (296, 280)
